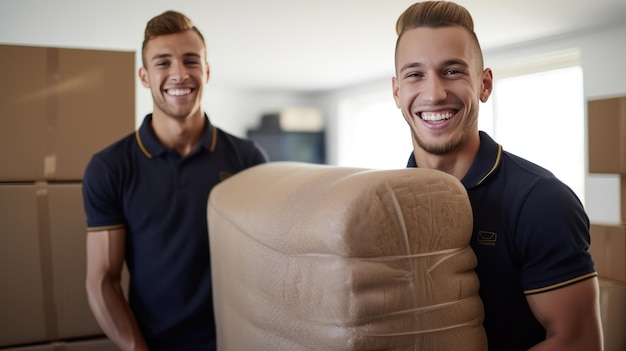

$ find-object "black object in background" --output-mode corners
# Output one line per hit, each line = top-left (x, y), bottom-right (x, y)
(247, 114), (326, 164)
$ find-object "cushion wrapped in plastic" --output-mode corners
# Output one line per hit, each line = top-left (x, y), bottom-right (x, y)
(208, 162), (486, 350)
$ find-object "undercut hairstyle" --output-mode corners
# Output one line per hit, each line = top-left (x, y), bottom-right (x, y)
(395, 1), (484, 69)
(141, 10), (207, 67)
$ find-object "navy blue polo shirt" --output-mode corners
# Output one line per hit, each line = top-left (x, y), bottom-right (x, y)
(82, 114), (267, 351)
(408, 131), (596, 351)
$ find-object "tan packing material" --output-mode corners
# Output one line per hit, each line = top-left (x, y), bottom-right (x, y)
(208, 162), (486, 351)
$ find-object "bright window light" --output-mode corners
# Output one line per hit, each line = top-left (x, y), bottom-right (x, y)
(486, 66), (585, 202)
(338, 91), (413, 169)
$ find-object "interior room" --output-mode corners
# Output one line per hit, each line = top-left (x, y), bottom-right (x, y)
(1, 0), (625, 350)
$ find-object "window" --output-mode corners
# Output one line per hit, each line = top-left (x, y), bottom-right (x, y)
(337, 91), (413, 169)
(481, 50), (585, 201)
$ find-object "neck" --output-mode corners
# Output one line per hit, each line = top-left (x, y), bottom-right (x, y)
(151, 111), (206, 157)
(412, 135), (479, 180)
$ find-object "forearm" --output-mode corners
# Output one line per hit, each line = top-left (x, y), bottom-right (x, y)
(526, 278), (604, 351)
(527, 331), (602, 351)
(86, 276), (149, 351)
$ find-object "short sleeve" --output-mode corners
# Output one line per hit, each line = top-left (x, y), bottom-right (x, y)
(82, 154), (126, 230)
(515, 177), (595, 293)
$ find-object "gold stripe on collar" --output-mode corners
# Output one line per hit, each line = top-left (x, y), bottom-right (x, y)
(476, 144), (502, 186)
(210, 127), (218, 152)
(135, 130), (152, 159)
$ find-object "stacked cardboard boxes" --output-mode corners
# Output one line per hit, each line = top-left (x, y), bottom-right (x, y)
(0, 338), (115, 351)
(587, 96), (626, 351)
(0, 45), (134, 350)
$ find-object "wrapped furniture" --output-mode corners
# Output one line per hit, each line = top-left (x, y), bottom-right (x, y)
(208, 162), (486, 350)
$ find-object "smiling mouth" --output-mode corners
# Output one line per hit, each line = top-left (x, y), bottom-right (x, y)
(419, 111), (454, 122)
(166, 88), (193, 96)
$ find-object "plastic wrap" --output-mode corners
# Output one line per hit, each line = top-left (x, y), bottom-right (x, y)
(208, 162), (486, 350)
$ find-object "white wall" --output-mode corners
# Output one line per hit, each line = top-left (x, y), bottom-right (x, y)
(579, 24), (626, 224)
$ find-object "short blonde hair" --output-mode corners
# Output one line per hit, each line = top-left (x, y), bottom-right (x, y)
(395, 1), (483, 69)
(141, 10), (206, 67)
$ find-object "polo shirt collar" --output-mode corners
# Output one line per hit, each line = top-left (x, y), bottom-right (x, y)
(461, 131), (502, 189)
(406, 131), (502, 189)
(134, 113), (216, 159)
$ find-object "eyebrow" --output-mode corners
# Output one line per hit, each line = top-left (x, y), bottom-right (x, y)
(399, 62), (423, 73)
(150, 52), (202, 62)
(399, 59), (470, 73)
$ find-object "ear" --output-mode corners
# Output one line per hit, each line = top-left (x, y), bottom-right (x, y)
(480, 68), (493, 103)
(205, 62), (210, 84)
(392, 76), (401, 108)
(138, 67), (150, 88)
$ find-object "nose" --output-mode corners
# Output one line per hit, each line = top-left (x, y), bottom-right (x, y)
(421, 76), (447, 103)
(170, 61), (189, 82)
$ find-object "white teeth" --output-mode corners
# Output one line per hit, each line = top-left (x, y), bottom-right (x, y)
(420, 112), (453, 121)
(167, 89), (192, 96)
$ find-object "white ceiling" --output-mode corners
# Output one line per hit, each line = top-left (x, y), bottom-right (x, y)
(1, 0), (625, 92)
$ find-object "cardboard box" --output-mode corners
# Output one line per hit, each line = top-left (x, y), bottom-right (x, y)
(0, 45), (134, 182)
(587, 96), (626, 174)
(0, 344), (54, 351)
(0, 184), (48, 346)
(589, 224), (626, 282)
(0, 183), (102, 347)
(63, 337), (118, 351)
(598, 278), (626, 351)
(620, 174), (626, 223)
(0, 337), (117, 351)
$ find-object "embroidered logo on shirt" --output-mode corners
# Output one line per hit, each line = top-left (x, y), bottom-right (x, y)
(477, 231), (497, 246)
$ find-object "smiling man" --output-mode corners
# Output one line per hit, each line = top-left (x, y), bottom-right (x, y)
(82, 11), (267, 351)
(392, 2), (603, 350)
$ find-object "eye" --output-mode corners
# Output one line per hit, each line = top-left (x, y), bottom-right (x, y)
(404, 71), (423, 79)
(155, 61), (170, 67)
(444, 69), (461, 75)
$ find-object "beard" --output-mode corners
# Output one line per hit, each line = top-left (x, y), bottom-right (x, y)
(406, 104), (478, 156)
(414, 132), (462, 155)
